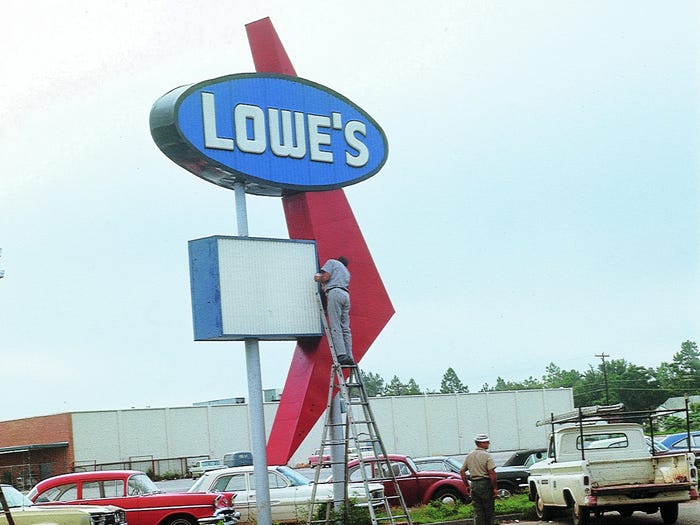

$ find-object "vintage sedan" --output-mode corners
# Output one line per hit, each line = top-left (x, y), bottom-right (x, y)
(1, 484), (127, 525)
(347, 454), (470, 507)
(189, 465), (384, 524)
(308, 447), (359, 468)
(660, 431), (700, 454)
(413, 452), (544, 496)
(27, 470), (239, 525)
(307, 448), (331, 468)
(189, 460), (225, 479)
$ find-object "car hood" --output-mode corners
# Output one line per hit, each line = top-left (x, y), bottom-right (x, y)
(495, 466), (528, 474)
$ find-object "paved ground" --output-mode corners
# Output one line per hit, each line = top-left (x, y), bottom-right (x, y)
(514, 501), (700, 525)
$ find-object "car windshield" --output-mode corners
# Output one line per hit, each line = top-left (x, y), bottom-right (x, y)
(1, 485), (34, 507)
(189, 475), (208, 492)
(277, 466), (310, 487)
(128, 473), (161, 495)
(404, 457), (418, 472)
(523, 453), (545, 468)
(647, 438), (670, 452)
(446, 457), (462, 470)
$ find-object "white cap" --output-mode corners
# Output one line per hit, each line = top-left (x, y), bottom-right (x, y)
(474, 433), (490, 443)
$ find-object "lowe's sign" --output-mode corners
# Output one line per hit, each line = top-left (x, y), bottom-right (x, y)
(150, 73), (388, 196)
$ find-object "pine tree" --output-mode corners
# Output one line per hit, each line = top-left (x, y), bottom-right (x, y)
(440, 367), (469, 393)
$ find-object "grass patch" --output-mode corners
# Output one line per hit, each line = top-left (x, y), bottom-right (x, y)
(408, 494), (536, 524)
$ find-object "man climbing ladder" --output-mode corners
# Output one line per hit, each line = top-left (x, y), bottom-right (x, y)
(308, 286), (413, 525)
(314, 256), (354, 365)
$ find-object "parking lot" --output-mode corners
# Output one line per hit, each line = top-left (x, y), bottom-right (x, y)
(156, 475), (700, 525)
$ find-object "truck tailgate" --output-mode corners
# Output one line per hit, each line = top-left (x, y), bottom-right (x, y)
(588, 454), (693, 488)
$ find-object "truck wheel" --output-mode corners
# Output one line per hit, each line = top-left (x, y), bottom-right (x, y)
(571, 501), (589, 525)
(535, 493), (552, 521)
(660, 503), (679, 524)
(619, 509), (634, 518)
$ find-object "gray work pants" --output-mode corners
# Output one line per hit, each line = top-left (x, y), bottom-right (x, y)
(326, 288), (352, 358)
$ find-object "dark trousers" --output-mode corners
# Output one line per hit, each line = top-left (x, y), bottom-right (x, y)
(471, 479), (495, 525)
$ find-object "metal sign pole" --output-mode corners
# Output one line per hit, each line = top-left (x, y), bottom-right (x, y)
(234, 182), (272, 525)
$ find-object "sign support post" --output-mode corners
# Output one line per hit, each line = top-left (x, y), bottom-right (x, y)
(234, 182), (272, 525)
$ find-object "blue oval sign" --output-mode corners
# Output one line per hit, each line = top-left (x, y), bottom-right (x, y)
(150, 73), (388, 196)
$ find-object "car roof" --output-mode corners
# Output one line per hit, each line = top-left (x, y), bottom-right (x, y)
(661, 431), (700, 445)
(35, 470), (143, 487)
(663, 431), (700, 438)
(348, 453), (407, 463)
(201, 465), (280, 476)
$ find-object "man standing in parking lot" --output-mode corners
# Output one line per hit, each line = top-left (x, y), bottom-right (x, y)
(460, 434), (498, 525)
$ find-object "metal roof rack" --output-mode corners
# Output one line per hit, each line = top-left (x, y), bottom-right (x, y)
(538, 397), (694, 462)
(536, 403), (690, 427)
(536, 403), (625, 427)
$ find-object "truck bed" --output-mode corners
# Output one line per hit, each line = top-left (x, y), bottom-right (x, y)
(587, 454), (694, 488)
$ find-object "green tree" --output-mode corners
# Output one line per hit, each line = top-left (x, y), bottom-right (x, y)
(360, 369), (385, 397)
(573, 358), (667, 410)
(660, 403), (700, 433)
(490, 376), (543, 391)
(542, 363), (582, 388)
(405, 378), (422, 395)
(666, 341), (700, 395)
(383, 375), (422, 395)
(655, 341), (700, 401)
(614, 363), (667, 411)
(384, 375), (407, 396)
(672, 340), (700, 376)
(440, 367), (469, 393)
(574, 364), (612, 407)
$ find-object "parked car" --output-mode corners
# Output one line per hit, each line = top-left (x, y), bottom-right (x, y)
(307, 447), (331, 468)
(500, 448), (547, 467)
(412, 454), (534, 496)
(660, 431), (700, 453)
(659, 431), (700, 467)
(412, 455), (462, 474)
(347, 454), (470, 507)
(308, 446), (359, 467)
(602, 436), (676, 455)
(222, 451), (253, 468)
(190, 459), (225, 479)
(27, 470), (240, 525)
(189, 464), (384, 524)
(1, 484), (127, 525)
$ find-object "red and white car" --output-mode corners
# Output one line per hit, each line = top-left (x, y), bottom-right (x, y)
(308, 446), (359, 467)
(307, 447), (331, 468)
(27, 470), (240, 525)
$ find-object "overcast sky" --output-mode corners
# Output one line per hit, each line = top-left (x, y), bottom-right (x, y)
(1, 1), (698, 422)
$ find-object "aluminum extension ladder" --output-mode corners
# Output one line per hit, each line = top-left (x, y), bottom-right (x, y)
(307, 291), (412, 525)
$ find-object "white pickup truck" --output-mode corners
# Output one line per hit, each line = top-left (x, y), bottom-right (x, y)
(528, 405), (698, 525)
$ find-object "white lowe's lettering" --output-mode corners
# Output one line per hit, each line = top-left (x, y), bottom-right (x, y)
(200, 92), (369, 167)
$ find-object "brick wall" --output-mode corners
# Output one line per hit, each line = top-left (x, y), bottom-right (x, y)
(0, 413), (74, 482)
